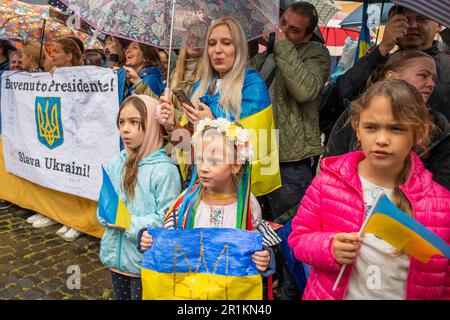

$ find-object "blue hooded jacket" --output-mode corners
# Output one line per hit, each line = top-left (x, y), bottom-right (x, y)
(97, 147), (181, 275)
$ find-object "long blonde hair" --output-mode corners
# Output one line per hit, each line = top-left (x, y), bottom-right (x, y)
(190, 16), (248, 120)
(170, 49), (203, 92)
(55, 38), (84, 66)
(22, 43), (51, 71)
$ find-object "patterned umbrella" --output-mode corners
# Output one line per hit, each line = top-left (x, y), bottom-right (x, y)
(281, 0), (340, 27)
(0, 0), (102, 48)
(59, 0), (280, 49)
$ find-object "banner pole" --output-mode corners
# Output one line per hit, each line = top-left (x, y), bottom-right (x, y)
(38, 19), (47, 71)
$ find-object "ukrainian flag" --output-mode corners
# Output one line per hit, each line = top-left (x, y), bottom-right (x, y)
(98, 166), (131, 230)
(354, 0), (372, 63)
(364, 194), (450, 263)
(197, 68), (281, 196)
(141, 228), (263, 300)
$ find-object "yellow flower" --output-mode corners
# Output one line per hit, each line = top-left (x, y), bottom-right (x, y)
(226, 124), (239, 141)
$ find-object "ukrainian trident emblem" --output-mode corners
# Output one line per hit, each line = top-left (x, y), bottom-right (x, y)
(35, 97), (64, 150)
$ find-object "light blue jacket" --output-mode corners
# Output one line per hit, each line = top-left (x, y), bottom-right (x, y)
(97, 147), (181, 275)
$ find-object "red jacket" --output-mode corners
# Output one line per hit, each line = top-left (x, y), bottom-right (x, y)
(288, 151), (450, 300)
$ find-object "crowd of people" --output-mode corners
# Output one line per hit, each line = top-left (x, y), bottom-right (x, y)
(0, 1), (449, 300)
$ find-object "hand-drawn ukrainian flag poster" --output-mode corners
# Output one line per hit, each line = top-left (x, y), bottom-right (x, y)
(142, 228), (263, 300)
(0, 67), (121, 200)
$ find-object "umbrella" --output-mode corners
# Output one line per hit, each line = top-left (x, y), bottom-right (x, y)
(320, 11), (360, 56)
(340, 2), (394, 28)
(281, 0), (340, 27)
(391, 0), (450, 28)
(334, 0), (386, 2)
(0, 0), (102, 48)
(60, 0), (280, 98)
(17, 0), (49, 4)
(60, 1), (279, 49)
(320, 26), (360, 56)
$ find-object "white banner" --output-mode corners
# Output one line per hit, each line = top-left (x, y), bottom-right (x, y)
(1, 66), (121, 201)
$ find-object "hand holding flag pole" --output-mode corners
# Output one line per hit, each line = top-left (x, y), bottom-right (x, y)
(333, 191), (450, 291)
(332, 192), (384, 291)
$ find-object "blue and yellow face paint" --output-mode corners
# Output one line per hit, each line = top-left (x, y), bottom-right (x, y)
(141, 228), (263, 300)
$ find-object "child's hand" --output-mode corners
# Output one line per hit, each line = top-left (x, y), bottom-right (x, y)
(332, 232), (361, 265)
(140, 230), (153, 251)
(252, 250), (271, 272)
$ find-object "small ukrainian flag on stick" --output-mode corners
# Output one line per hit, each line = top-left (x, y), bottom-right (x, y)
(333, 192), (450, 290)
(364, 194), (450, 263)
(98, 166), (131, 230)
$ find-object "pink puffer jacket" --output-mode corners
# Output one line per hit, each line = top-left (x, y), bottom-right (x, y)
(288, 151), (450, 300)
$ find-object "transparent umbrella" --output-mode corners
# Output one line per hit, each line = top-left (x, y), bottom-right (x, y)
(60, 0), (280, 100)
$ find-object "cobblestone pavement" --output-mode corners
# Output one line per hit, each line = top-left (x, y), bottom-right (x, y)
(0, 204), (113, 300)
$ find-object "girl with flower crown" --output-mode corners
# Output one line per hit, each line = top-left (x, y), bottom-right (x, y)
(139, 118), (276, 276)
(158, 16), (281, 198)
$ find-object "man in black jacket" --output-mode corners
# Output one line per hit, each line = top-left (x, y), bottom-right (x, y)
(324, 6), (450, 190)
(334, 5), (449, 120)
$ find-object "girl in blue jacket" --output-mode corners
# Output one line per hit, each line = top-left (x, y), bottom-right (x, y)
(97, 94), (181, 300)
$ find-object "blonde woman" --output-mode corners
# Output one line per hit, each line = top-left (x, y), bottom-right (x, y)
(50, 37), (84, 68)
(20, 43), (55, 229)
(160, 16), (281, 197)
(169, 48), (203, 119)
(20, 43), (52, 72)
(9, 51), (23, 71)
(28, 38), (85, 240)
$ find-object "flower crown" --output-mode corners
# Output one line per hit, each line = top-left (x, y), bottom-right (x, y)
(192, 117), (254, 163)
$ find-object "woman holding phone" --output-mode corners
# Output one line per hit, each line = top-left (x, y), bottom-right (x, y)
(169, 48), (203, 120)
(159, 16), (281, 197)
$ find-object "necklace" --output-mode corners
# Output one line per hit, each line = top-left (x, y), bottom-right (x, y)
(204, 192), (236, 200)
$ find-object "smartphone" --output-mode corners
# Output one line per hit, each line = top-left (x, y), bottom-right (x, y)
(395, 6), (407, 46)
(172, 88), (203, 111)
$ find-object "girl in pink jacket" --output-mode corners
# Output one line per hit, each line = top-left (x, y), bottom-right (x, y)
(288, 79), (450, 300)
